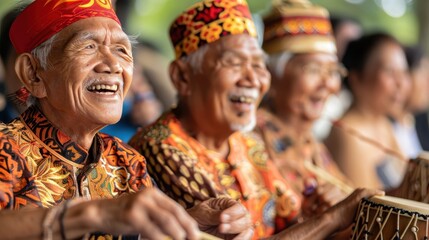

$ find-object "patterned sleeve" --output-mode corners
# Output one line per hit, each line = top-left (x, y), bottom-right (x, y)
(0, 135), (39, 209)
(139, 139), (218, 209)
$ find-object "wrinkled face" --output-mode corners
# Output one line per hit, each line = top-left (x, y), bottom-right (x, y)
(273, 53), (342, 121)
(359, 42), (410, 115)
(38, 17), (133, 128)
(185, 34), (270, 134)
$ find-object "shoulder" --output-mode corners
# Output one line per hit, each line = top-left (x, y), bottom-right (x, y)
(129, 113), (175, 149)
(99, 132), (147, 164)
(239, 132), (270, 168)
(325, 119), (360, 147)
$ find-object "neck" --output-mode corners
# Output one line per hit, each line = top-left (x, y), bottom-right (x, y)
(348, 100), (387, 123)
(38, 104), (100, 150)
(176, 106), (231, 158)
(271, 107), (314, 143)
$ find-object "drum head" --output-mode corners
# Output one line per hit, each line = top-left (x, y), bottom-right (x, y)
(369, 195), (429, 215)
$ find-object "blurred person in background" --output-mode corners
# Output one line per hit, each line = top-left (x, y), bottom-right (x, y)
(330, 15), (362, 61)
(256, 0), (350, 222)
(399, 45), (429, 153)
(325, 33), (410, 190)
(0, 6), (27, 122)
(390, 45), (429, 159)
(312, 14), (363, 140)
(102, 0), (173, 142)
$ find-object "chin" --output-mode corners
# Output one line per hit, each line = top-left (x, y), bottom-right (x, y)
(230, 117), (256, 133)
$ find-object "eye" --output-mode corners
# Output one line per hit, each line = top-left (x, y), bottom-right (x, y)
(117, 47), (127, 53)
(84, 43), (96, 49)
(228, 57), (243, 66)
(252, 61), (266, 69)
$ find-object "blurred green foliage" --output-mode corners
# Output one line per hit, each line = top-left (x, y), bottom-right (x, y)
(0, 0), (418, 59)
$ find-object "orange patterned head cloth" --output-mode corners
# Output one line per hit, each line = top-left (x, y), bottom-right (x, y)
(263, 0), (336, 55)
(10, 0), (120, 54)
(169, 0), (258, 59)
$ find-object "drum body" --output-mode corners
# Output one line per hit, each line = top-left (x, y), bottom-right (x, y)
(399, 153), (429, 202)
(352, 196), (429, 240)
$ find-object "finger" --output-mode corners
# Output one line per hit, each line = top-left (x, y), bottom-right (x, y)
(319, 186), (344, 206)
(352, 188), (384, 201)
(231, 228), (254, 240)
(136, 212), (172, 240)
(220, 202), (248, 223)
(315, 182), (331, 196)
(219, 212), (252, 234)
(152, 190), (200, 239)
(149, 207), (188, 239)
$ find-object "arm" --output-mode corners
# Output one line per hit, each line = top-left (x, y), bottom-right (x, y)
(267, 188), (384, 240)
(0, 188), (200, 240)
(142, 141), (253, 239)
(325, 126), (381, 188)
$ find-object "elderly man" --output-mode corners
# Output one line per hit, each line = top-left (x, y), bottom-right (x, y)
(129, 0), (382, 239)
(0, 1), (252, 239)
(255, 0), (351, 218)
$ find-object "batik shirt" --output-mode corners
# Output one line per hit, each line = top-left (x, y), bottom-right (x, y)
(0, 106), (153, 239)
(256, 109), (349, 202)
(129, 111), (301, 239)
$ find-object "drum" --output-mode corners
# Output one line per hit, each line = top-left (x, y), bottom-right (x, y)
(351, 195), (429, 240)
(398, 152), (429, 203)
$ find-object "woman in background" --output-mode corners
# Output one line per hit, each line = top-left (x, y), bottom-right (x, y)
(326, 33), (410, 190)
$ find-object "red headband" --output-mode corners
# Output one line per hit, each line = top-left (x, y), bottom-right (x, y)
(10, 0), (120, 54)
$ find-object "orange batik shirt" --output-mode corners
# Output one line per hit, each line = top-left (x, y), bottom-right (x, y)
(0, 106), (153, 239)
(256, 108), (350, 202)
(129, 111), (301, 239)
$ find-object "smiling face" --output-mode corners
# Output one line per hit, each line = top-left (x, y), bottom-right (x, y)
(271, 52), (341, 122)
(358, 42), (410, 115)
(180, 34), (270, 136)
(36, 17), (133, 130)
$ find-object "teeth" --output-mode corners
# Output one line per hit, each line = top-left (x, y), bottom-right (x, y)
(230, 96), (255, 104)
(88, 84), (118, 92)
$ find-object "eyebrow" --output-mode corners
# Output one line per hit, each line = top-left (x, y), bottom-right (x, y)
(222, 49), (268, 62)
(65, 31), (131, 48)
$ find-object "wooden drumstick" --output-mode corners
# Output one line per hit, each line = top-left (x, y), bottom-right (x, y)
(200, 232), (223, 240)
(304, 160), (354, 194)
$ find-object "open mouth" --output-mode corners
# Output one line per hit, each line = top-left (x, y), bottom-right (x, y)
(87, 84), (119, 94)
(229, 95), (256, 104)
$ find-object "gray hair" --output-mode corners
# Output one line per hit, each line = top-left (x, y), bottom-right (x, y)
(31, 33), (137, 70)
(31, 33), (58, 70)
(181, 44), (209, 74)
(266, 51), (293, 80)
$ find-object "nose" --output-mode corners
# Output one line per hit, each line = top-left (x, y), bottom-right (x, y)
(239, 63), (261, 88)
(94, 47), (122, 74)
(324, 74), (341, 93)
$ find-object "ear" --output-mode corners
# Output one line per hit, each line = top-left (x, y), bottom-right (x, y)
(15, 53), (47, 98)
(169, 59), (191, 97)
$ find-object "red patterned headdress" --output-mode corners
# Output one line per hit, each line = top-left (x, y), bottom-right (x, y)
(10, 0), (120, 54)
(169, 0), (257, 59)
(263, 0), (336, 55)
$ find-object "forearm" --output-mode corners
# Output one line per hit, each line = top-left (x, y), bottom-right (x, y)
(0, 201), (96, 240)
(267, 212), (337, 240)
(0, 207), (48, 240)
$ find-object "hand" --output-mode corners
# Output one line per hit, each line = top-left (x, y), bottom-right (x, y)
(302, 179), (348, 216)
(94, 188), (200, 240)
(187, 198), (253, 240)
(326, 188), (384, 231)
